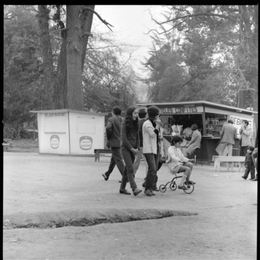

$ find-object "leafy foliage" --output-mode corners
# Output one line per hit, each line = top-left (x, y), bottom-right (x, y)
(4, 6), (47, 138)
(3, 5), (138, 138)
(145, 5), (258, 109)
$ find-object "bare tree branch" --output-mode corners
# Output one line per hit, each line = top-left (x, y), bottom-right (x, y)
(158, 12), (237, 25)
(81, 6), (113, 31)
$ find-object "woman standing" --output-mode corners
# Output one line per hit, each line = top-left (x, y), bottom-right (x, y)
(119, 106), (142, 196)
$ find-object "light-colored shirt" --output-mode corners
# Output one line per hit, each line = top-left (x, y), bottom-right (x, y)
(240, 126), (252, 147)
(167, 146), (189, 170)
(186, 129), (201, 150)
(142, 119), (158, 154)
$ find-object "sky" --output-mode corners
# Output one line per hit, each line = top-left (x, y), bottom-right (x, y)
(93, 5), (167, 77)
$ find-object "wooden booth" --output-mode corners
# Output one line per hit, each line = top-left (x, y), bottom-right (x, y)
(138, 101), (257, 164)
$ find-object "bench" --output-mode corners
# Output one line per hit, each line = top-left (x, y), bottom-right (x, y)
(213, 156), (245, 171)
(94, 149), (112, 162)
(2, 139), (13, 152)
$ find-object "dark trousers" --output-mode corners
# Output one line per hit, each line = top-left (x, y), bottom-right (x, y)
(120, 147), (137, 191)
(110, 147), (125, 176)
(243, 165), (255, 179)
(144, 153), (158, 190)
(105, 156), (116, 178)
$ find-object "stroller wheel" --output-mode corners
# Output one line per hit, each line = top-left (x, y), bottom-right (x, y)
(159, 184), (167, 193)
(169, 181), (177, 191)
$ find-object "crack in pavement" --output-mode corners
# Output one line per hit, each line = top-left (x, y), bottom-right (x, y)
(197, 203), (256, 211)
(3, 208), (198, 230)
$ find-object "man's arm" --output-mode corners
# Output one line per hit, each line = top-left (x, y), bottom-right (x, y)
(145, 122), (157, 138)
(121, 121), (134, 152)
(106, 118), (113, 139)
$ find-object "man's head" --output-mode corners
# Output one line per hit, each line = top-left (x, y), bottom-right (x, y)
(191, 124), (198, 131)
(171, 135), (183, 146)
(147, 106), (160, 121)
(247, 146), (254, 153)
(112, 106), (121, 116)
(138, 108), (147, 119)
(243, 120), (249, 126)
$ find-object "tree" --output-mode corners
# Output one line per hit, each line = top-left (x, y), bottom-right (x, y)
(82, 33), (137, 112)
(37, 5), (97, 110)
(146, 5), (258, 109)
(4, 5), (138, 138)
(4, 5), (47, 138)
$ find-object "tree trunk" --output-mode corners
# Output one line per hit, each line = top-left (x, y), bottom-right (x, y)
(66, 6), (84, 110)
(37, 5), (54, 109)
(54, 28), (68, 109)
(80, 5), (95, 72)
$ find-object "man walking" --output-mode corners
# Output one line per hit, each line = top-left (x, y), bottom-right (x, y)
(102, 106), (125, 181)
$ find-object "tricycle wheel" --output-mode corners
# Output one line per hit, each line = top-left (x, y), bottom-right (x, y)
(169, 181), (177, 191)
(183, 183), (194, 194)
(159, 184), (167, 193)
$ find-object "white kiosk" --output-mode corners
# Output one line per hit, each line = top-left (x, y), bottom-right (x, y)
(31, 109), (105, 155)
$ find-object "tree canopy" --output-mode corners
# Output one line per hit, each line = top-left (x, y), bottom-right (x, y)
(4, 5), (138, 138)
(145, 5), (258, 110)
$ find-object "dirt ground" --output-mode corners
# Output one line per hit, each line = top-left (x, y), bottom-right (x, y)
(3, 152), (257, 260)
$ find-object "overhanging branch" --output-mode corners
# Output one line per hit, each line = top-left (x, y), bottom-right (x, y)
(81, 6), (113, 31)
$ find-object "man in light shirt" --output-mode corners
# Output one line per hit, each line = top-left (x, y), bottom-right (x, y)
(239, 120), (253, 156)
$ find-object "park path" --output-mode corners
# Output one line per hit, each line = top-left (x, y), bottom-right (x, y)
(3, 152), (257, 260)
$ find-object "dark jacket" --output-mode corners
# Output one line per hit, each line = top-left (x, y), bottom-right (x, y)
(138, 118), (146, 148)
(106, 115), (122, 148)
(245, 152), (254, 168)
(121, 119), (139, 151)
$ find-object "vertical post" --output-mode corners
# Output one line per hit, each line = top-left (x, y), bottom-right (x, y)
(67, 111), (71, 154)
(202, 105), (206, 136)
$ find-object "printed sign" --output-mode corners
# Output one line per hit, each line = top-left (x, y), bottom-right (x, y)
(161, 105), (199, 114)
(50, 135), (60, 149)
(79, 136), (93, 150)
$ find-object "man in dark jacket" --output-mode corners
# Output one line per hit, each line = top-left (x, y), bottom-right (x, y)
(102, 106), (125, 181)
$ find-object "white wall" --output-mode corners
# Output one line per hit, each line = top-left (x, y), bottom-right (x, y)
(38, 112), (70, 154)
(69, 112), (105, 155)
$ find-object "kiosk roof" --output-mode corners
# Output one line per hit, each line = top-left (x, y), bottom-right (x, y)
(137, 100), (257, 115)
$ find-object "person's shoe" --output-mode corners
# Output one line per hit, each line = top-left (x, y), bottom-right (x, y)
(178, 185), (187, 190)
(252, 178), (258, 181)
(185, 180), (196, 185)
(119, 189), (131, 195)
(144, 189), (155, 196)
(133, 188), (142, 196)
(102, 173), (109, 181)
(249, 178), (255, 181)
(242, 176), (247, 180)
(152, 187), (159, 192)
